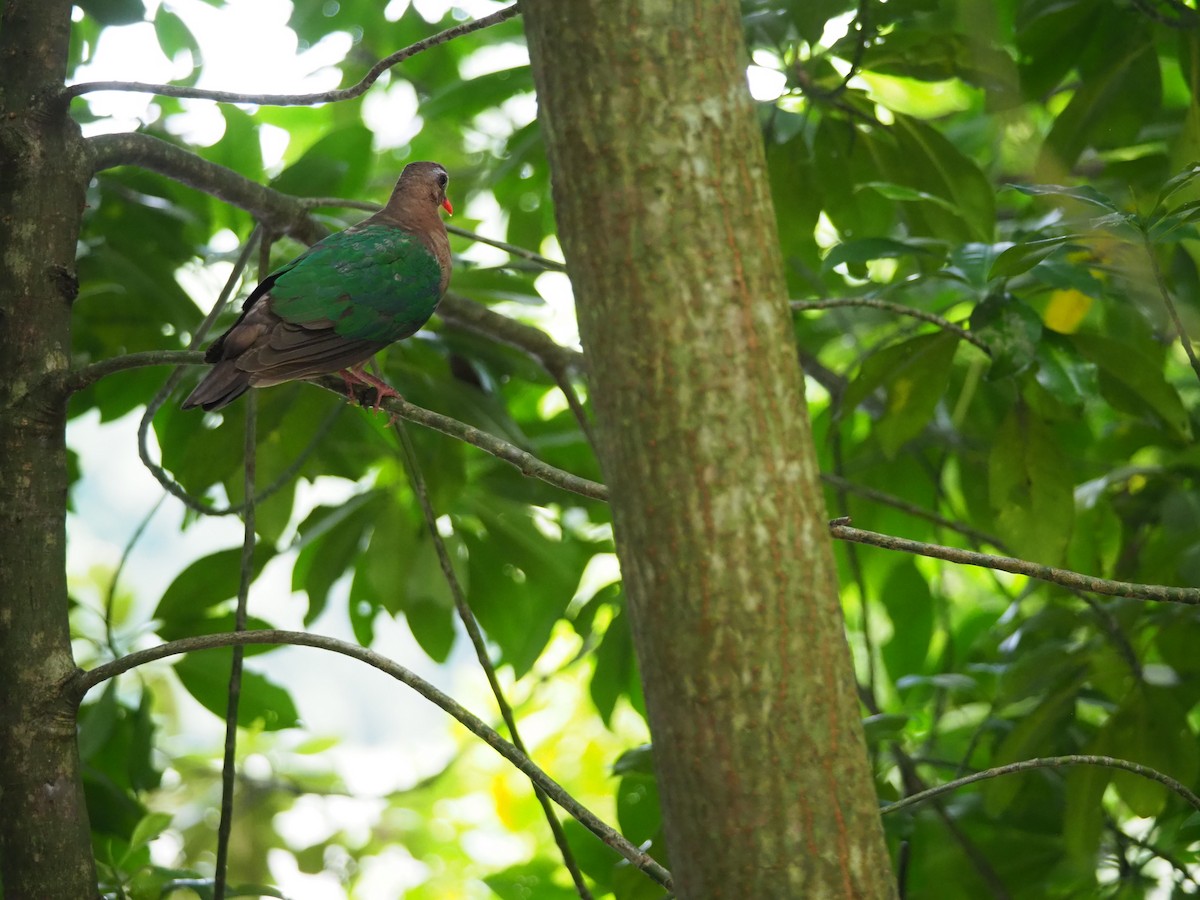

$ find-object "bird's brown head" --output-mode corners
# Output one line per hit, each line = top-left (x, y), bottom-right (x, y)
(391, 161), (453, 217)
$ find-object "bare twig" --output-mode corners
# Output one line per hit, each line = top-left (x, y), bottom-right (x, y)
(1142, 232), (1200, 385)
(819, 472), (1002, 547)
(393, 421), (594, 898)
(70, 630), (674, 891)
(883, 755), (1200, 817)
(829, 518), (1200, 604)
(103, 494), (167, 657)
(791, 297), (991, 355)
(65, 6), (521, 103)
(213, 393), (257, 900)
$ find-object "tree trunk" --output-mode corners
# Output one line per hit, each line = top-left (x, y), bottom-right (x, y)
(522, 3), (896, 896)
(0, 0), (97, 895)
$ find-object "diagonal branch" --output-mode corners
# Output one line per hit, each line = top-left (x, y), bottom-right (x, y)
(64, 5), (521, 103)
(791, 297), (991, 355)
(393, 420), (593, 899)
(69, 629), (673, 892)
(829, 518), (1200, 604)
(882, 755), (1200, 817)
(87, 133), (325, 243)
(1142, 232), (1200, 385)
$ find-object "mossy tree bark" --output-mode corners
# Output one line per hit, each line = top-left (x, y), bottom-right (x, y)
(523, 3), (897, 896)
(0, 0), (97, 895)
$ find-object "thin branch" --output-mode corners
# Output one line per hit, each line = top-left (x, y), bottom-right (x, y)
(70, 629), (673, 892)
(314, 375), (607, 501)
(439, 291), (585, 375)
(791, 297), (992, 355)
(882, 755), (1200, 817)
(819, 472), (1002, 547)
(213, 392), (257, 900)
(137, 229), (259, 515)
(298, 197), (567, 272)
(393, 420), (594, 899)
(103, 494), (166, 656)
(65, 6), (521, 103)
(1142, 232), (1200, 385)
(88, 134), (324, 244)
(828, 518), (1200, 604)
(62, 349), (205, 395)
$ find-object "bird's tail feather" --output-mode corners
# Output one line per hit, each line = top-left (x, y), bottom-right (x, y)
(181, 364), (252, 411)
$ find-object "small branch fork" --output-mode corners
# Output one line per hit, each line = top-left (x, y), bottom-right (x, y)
(64, 5), (522, 104)
(69, 630), (674, 892)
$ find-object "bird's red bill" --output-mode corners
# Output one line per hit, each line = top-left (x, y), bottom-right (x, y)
(442, 198), (453, 215)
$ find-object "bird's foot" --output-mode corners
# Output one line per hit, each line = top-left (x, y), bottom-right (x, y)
(338, 367), (401, 415)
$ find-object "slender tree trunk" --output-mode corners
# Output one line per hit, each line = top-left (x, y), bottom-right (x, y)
(0, 0), (97, 895)
(523, 3), (896, 896)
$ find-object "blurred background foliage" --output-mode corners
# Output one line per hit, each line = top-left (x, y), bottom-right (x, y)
(63, 0), (1200, 896)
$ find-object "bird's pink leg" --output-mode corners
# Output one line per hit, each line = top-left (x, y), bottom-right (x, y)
(338, 363), (400, 414)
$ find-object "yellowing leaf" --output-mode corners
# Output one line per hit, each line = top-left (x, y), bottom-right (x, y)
(491, 773), (518, 830)
(1043, 289), (1093, 333)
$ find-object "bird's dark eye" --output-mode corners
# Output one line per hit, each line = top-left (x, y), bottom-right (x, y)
(437, 172), (448, 189)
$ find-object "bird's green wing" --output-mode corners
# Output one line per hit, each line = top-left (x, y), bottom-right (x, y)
(267, 224), (444, 343)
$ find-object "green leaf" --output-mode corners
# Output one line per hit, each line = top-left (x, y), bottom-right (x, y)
(292, 494), (380, 625)
(988, 235), (1082, 279)
(271, 125), (375, 199)
(1034, 335), (1098, 411)
(1063, 761), (1110, 861)
(859, 181), (965, 217)
(616, 775), (661, 846)
(590, 606), (637, 727)
(1071, 334), (1192, 440)
(845, 332), (960, 457)
(612, 743), (655, 777)
(988, 405), (1075, 565)
(462, 498), (592, 676)
(154, 545), (275, 625)
(1103, 687), (1199, 817)
(123, 812), (172, 864)
(1007, 182), (1122, 213)
(970, 294), (1042, 380)
(862, 713), (910, 745)
(153, 7), (199, 65)
(983, 683), (1079, 816)
(880, 560), (934, 680)
(173, 654), (299, 731)
(484, 859), (579, 900)
(76, 0), (145, 25)
(822, 237), (936, 271)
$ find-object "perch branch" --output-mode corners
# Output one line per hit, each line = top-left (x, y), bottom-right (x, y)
(71, 629), (673, 891)
(314, 376), (607, 501)
(65, 6), (521, 103)
(829, 518), (1200, 604)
